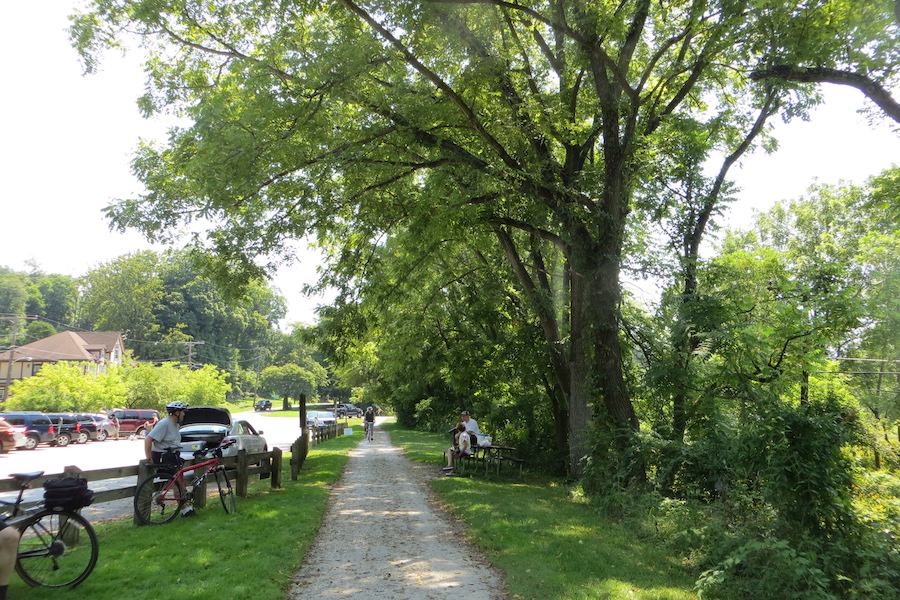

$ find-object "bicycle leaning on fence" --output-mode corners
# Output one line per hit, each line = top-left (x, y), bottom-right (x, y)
(0, 471), (99, 588)
(133, 439), (237, 525)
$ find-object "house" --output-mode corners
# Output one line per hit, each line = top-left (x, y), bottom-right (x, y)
(0, 331), (125, 400)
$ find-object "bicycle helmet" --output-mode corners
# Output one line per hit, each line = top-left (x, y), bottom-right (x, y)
(165, 401), (189, 413)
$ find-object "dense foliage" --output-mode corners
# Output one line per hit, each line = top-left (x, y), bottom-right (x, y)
(5, 361), (230, 413)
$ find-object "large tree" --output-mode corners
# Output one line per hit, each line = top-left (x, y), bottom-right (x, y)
(79, 250), (164, 342)
(73, 0), (898, 476)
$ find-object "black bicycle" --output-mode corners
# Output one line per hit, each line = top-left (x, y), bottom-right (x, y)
(0, 471), (99, 588)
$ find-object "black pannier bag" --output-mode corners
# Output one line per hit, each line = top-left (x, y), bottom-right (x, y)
(157, 451), (185, 475)
(43, 477), (95, 511)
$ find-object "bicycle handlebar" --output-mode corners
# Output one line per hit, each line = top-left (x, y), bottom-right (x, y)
(190, 438), (237, 459)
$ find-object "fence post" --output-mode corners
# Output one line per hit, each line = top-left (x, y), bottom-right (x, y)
(271, 447), (282, 489)
(236, 449), (249, 497)
(290, 437), (301, 480)
(134, 460), (152, 525)
(194, 463), (208, 509)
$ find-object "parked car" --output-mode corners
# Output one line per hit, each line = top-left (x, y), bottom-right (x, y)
(75, 413), (118, 441)
(178, 406), (267, 459)
(254, 399), (272, 411)
(44, 413), (87, 446)
(0, 417), (22, 453)
(334, 403), (362, 417)
(306, 410), (336, 429)
(108, 408), (160, 437)
(0, 412), (57, 449)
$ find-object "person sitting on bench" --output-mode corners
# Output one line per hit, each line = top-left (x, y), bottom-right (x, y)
(460, 410), (480, 446)
(443, 422), (471, 474)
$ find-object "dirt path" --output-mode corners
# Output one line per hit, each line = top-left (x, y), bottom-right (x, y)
(286, 422), (508, 600)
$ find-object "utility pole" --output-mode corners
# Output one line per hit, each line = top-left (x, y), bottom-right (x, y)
(175, 340), (205, 368)
(2, 314), (37, 400)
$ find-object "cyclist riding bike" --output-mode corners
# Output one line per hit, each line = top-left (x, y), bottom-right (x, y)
(363, 406), (375, 440)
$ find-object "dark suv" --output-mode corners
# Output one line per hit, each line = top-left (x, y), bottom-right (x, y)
(0, 412), (57, 449)
(335, 403), (363, 417)
(45, 413), (87, 446)
(108, 408), (160, 437)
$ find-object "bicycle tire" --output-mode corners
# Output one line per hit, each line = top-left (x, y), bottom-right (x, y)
(214, 467), (236, 514)
(15, 509), (99, 588)
(134, 472), (185, 525)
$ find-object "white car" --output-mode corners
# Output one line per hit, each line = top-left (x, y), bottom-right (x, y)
(179, 406), (267, 459)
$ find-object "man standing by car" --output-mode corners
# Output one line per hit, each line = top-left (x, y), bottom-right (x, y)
(144, 401), (189, 465)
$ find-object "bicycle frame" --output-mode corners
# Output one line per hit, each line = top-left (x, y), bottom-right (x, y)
(155, 452), (225, 503)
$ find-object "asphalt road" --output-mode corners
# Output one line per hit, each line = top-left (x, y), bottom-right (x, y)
(0, 410), (303, 481)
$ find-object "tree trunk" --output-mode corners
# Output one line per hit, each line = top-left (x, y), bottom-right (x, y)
(567, 230), (640, 478)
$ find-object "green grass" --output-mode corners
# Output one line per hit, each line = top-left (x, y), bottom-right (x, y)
(9, 432), (360, 600)
(384, 422), (699, 600)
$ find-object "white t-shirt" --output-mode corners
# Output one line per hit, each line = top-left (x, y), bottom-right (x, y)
(463, 417), (480, 435)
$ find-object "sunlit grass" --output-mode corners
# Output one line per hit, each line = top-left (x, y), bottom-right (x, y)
(384, 422), (698, 600)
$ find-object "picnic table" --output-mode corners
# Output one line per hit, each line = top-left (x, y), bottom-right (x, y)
(458, 443), (523, 477)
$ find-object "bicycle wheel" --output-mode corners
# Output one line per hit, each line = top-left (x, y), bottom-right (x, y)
(15, 509), (99, 588)
(134, 472), (185, 525)
(214, 467), (236, 514)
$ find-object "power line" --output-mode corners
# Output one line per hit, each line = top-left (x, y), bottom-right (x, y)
(831, 357), (900, 363)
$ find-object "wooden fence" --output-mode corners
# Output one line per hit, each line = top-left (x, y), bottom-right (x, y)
(0, 447), (282, 520)
(2, 421), (354, 517)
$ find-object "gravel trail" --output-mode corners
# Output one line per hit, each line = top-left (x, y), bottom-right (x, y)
(286, 423), (508, 600)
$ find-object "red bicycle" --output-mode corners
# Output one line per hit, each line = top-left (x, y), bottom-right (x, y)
(133, 440), (237, 525)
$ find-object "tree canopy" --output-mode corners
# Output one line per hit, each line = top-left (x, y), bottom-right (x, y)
(72, 1), (900, 478)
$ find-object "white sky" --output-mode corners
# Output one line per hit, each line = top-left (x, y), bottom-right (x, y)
(2, 2), (899, 324)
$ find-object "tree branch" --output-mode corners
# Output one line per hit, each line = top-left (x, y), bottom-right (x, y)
(750, 65), (900, 125)
(339, 0), (521, 170)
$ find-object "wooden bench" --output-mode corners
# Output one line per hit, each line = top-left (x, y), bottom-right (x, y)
(441, 446), (488, 474)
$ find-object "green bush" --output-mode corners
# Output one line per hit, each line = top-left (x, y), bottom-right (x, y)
(695, 537), (837, 600)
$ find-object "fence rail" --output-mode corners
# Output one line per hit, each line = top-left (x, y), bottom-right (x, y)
(0, 447), (283, 515)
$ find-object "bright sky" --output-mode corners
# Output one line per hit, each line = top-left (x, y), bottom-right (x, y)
(2, 3), (899, 323)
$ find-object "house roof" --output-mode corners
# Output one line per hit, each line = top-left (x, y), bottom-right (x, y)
(0, 331), (124, 363)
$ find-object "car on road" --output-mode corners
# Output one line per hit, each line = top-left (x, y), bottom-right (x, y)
(254, 399), (273, 411)
(334, 403), (362, 417)
(178, 406), (267, 459)
(0, 412), (57, 450)
(108, 408), (160, 437)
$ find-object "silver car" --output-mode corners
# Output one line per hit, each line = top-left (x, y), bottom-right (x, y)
(307, 410), (336, 429)
(178, 406), (267, 459)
